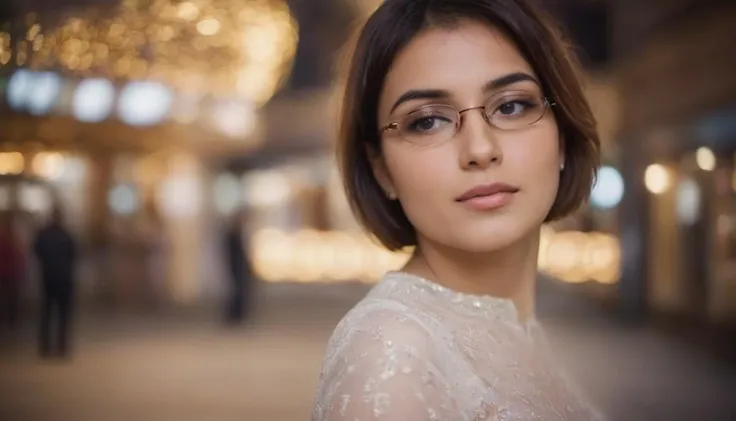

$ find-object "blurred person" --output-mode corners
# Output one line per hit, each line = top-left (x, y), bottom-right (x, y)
(222, 209), (253, 325)
(0, 213), (25, 332)
(312, 1), (603, 420)
(34, 206), (78, 359)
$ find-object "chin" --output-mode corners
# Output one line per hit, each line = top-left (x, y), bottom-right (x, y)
(447, 219), (540, 254)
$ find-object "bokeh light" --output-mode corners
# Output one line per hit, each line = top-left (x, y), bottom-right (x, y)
(73, 78), (116, 123)
(590, 165), (624, 209)
(696, 147), (716, 171)
(645, 164), (671, 195)
(0, 0), (299, 105)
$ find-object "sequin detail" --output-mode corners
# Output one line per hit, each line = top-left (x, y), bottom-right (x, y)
(312, 272), (605, 421)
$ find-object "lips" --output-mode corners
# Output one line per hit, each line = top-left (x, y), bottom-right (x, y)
(456, 183), (520, 202)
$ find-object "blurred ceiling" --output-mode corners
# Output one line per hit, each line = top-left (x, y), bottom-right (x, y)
(2, 0), (611, 90)
(2, 0), (358, 91)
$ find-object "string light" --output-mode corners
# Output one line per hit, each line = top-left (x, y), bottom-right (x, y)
(249, 228), (621, 285)
(0, 0), (298, 105)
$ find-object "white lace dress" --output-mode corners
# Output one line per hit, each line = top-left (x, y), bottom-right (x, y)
(312, 271), (605, 421)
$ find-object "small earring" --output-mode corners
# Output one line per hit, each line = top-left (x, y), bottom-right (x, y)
(386, 191), (397, 200)
(559, 162), (565, 171)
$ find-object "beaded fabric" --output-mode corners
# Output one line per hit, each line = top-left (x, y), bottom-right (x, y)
(312, 271), (605, 420)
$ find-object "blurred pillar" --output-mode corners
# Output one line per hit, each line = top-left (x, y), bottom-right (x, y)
(85, 152), (114, 305)
(617, 140), (650, 321)
(648, 160), (683, 315)
(198, 168), (229, 301)
(160, 153), (205, 304)
(87, 153), (113, 248)
(707, 159), (735, 321)
(686, 168), (715, 319)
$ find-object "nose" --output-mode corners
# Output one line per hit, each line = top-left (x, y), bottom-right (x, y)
(456, 109), (502, 170)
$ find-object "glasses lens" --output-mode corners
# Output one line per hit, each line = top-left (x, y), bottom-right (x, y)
(484, 90), (548, 131)
(399, 105), (458, 146)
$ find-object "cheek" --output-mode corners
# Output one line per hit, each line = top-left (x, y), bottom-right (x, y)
(382, 145), (459, 234)
(504, 132), (561, 203)
(383, 145), (452, 200)
(511, 140), (559, 175)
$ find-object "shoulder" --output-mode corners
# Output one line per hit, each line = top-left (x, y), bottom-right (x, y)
(314, 299), (462, 420)
(318, 287), (454, 386)
(326, 297), (437, 360)
(317, 273), (458, 383)
(326, 273), (450, 350)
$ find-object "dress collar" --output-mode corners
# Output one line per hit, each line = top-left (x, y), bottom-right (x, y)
(384, 271), (535, 327)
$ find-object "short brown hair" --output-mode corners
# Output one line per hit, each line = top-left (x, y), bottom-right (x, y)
(338, 0), (600, 251)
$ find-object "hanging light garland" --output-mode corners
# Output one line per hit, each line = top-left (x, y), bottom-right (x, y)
(0, 0), (298, 105)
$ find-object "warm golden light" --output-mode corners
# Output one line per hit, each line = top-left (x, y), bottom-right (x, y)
(539, 229), (620, 285)
(196, 17), (221, 36)
(586, 233), (621, 284)
(695, 147), (716, 171)
(177, 2), (200, 21)
(644, 164), (671, 195)
(249, 227), (620, 285)
(32, 152), (65, 179)
(1, 0), (299, 104)
(0, 152), (25, 175)
(251, 229), (411, 283)
(544, 232), (589, 284)
(0, 31), (10, 65)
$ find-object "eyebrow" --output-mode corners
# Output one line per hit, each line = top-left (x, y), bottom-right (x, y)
(389, 71), (539, 114)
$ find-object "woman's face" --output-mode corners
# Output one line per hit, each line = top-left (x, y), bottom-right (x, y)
(374, 20), (562, 253)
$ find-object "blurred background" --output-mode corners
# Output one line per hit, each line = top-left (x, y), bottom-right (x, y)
(0, 0), (735, 420)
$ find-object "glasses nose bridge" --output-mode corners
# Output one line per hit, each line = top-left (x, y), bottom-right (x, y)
(458, 104), (487, 116)
(457, 104), (491, 130)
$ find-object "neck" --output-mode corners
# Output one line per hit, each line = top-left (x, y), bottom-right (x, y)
(404, 230), (541, 321)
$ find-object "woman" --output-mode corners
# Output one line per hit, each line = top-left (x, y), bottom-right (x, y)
(313, 0), (602, 420)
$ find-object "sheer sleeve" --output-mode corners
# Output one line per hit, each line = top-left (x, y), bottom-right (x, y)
(312, 304), (461, 421)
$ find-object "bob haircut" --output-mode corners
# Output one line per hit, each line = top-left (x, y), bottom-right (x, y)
(338, 0), (600, 251)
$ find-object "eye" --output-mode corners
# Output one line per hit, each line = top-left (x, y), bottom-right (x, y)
(486, 91), (543, 120)
(407, 116), (452, 133)
(403, 106), (456, 134)
(496, 101), (528, 116)
(494, 99), (542, 119)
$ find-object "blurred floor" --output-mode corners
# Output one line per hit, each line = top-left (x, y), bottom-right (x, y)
(1, 280), (735, 421)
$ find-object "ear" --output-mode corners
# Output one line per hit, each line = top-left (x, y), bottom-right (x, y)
(367, 145), (397, 199)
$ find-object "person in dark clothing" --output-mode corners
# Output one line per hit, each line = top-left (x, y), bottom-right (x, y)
(33, 207), (77, 358)
(223, 210), (253, 325)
